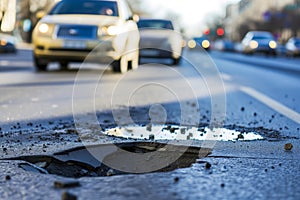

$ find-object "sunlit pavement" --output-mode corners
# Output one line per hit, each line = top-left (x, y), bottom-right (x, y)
(0, 48), (299, 199)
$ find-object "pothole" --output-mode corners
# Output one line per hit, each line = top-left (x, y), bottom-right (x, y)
(12, 142), (211, 178)
(105, 125), (264, 141)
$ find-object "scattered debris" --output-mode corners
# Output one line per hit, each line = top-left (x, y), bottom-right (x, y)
(149, 134), (155, 140)
(5, 175), (11, 181)
(237, 134), (244, 140)
(205, 162), (212, 169)
(61, 191), (77, 200)
(284, 143), (293, 151)
(106, 169), (115, 176)
(146, 124), (152, 132)
(54, 181), (81, 189)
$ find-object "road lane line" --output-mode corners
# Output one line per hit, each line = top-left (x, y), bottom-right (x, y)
(240, 86), (300, 124)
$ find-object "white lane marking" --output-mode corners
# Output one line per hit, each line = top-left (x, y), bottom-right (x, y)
(240, 86), (300, 124)
(221, 73), (232, 81)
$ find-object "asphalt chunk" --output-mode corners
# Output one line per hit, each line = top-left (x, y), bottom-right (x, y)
(61, 191), (77, 200)
(54, 181), (80, 189)
(284, 143), (293, 151)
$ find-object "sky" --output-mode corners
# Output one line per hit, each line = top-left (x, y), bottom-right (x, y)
(141, 0), (241, 36)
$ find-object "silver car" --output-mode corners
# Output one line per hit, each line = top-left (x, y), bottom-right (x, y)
(285, 37), (300, 57)
(137, 19), (183, 65)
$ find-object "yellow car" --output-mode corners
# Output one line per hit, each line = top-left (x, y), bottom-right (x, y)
(32, 0), (140, 73)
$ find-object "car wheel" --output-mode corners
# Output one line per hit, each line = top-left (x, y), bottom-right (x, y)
(129, 51), (139, 70)
(34, 56), (48, 71)
(172, 57), (181, 66)
(59, 61), (69, 70)
(112, 55), (128, 73)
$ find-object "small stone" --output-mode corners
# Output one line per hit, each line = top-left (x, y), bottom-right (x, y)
(284, 143), (293, 151)
(146, 124), (152, 132)
(170, 127), (176, 133)
(149, 134), (155, 140)
(241, 107), (245, 111)
(3, 148), (7, 151)
(174, 177), (179, 183)
(237, 134), (244, 139)
(205, 162), (211, 169)
(221, 166), (227, 172)
(62, 191), (77, 200)
(253, 112), (257, 117)
(220, 183), (225, 188)
(5, 175), (11, 181)
(106, 169), (115, 176)
(180, 128), (186, 135)
(54, 181), (80, 189)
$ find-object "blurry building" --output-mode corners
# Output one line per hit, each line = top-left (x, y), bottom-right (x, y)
(224, 0), (300, 42)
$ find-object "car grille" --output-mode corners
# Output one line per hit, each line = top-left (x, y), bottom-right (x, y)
(56, 25), (98, 39)
(140, 37), (168, 49)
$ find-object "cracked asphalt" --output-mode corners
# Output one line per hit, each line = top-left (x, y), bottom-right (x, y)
(0, 49), (300, 199)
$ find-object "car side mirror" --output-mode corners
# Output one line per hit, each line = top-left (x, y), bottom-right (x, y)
(128, 14), (139, 22)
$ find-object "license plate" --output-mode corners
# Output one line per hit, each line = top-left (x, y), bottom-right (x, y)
(141, 49), (159, 56)
(63, 40), (86, 49)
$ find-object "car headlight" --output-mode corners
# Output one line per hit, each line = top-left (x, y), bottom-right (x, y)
(269, 41), (277, 49)
(188, 40), (196, 49)
(202, 40), (210, 49)
(249, 40), (258, 49)
(37, 23), (54, 37)
(101, 26), (121, 36)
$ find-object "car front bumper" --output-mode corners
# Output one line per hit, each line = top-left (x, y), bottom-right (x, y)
(33, 37), (121, 63)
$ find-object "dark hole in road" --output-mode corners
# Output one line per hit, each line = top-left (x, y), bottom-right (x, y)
(13, 142), (211, 178)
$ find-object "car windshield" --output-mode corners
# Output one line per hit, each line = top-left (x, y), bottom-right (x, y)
(137, 20), (174, 30)
(49, 1), (119, 16)
(252, 35), (273, 40)
(194, 37), (208, 42)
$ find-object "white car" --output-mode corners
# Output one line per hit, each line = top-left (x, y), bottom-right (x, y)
(137, 19), (183, 65)
(32, 0), (140, 73)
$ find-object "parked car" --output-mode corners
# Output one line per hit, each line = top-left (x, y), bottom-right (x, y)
(285, 37), (300, 57)
(213, 39), (235, 52)
(0, 33), (17, 53)
(241, 31), (277, 55)
(32, 0), (140, 73)
(188, 36), (211, 51)
(137, 19), (183, 65)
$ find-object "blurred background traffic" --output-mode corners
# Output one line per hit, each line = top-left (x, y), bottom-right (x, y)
(0, 0), (300, 57)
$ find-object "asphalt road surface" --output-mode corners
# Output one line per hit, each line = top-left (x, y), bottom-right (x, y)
(0, 47), (299, 199)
